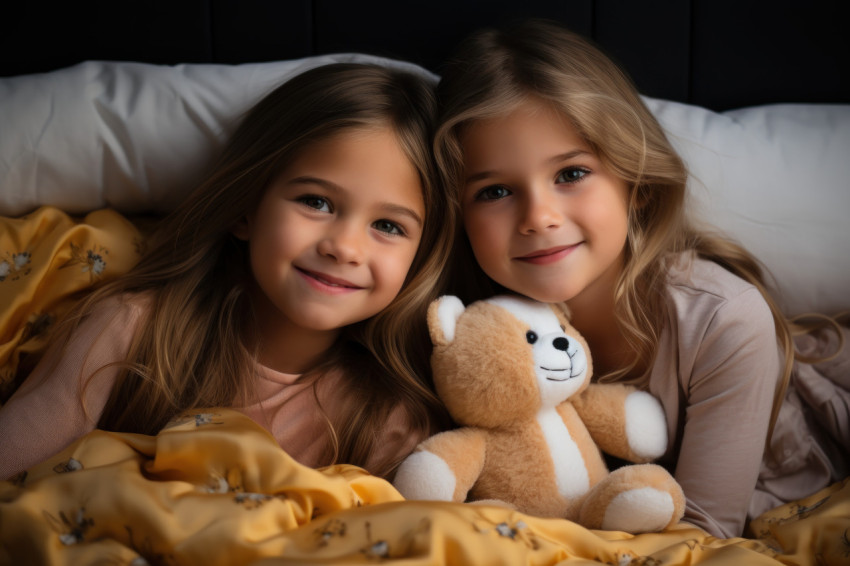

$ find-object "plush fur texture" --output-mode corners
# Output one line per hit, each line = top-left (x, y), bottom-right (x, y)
(393, 295), (686, 533)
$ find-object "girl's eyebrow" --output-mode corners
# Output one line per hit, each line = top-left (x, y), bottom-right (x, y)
(289, 175), (423, 227)
(549, 149), (592, 163)
(464, 170), (498, 185)
(464, 149), (592, 184)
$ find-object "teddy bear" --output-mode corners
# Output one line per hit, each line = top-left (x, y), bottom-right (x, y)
(393, 294), (686, 533)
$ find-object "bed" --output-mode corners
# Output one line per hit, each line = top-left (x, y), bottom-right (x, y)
(1, 1), (849, 564)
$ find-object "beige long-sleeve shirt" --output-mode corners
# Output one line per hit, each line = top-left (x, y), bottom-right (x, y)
(649, 253), (848, 538)
(0, 293), (421, 480)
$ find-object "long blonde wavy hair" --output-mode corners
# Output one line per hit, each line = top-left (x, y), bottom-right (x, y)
(434, 19), (819, 434)
(60, 63), (453, 477)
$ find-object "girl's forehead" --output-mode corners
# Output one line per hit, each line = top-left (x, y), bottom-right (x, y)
(281, 125), (408, 172)
(460, 98), (580, 147)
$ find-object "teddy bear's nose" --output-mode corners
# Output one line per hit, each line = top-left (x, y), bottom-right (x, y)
(553, 337), (569, 351)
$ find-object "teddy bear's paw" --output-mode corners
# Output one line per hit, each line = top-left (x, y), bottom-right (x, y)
(393, 450), (457, 501)
(624, 390), (668, 461)
(578, 464), (685, 533)
(598, 486), (677, 533)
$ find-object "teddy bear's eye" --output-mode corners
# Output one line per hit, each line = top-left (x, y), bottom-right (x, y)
(526, 331), (538, 344)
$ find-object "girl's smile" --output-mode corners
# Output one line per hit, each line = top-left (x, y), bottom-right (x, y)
(294, 266), (364, 294)
(515, 243), (582, 265)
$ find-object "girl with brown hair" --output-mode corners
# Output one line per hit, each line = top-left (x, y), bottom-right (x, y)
(0, 62), (454, 481)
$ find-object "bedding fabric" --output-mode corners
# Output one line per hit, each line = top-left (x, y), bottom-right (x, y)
(1, 408), (848, 565)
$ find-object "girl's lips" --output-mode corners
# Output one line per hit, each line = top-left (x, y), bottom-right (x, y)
(296, 267), (362, 294)
(515, 244), (580, 265)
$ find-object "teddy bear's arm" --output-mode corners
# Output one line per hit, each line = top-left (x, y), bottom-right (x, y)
(393, 427), (487, 503)
(572, 383), (668, 463)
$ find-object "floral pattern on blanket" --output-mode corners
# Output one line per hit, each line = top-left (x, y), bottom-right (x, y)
(0, 206), (143, 404)
(58, 242), (109, 279)
(1, 408), (848, 566)
(0, 251), (32, 282)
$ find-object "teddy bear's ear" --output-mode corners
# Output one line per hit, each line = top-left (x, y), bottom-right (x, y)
(427, 295), (466, 346)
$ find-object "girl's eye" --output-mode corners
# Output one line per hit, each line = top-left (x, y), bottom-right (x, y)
(373, 219), (405, 236)
(474, 185), (511, 201)
(556, 167), (589, 184)
(298, 195), (331, 212)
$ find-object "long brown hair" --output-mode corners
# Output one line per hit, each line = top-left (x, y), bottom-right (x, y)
(62, 63), (453, 477)
(434, 19), (807, 434)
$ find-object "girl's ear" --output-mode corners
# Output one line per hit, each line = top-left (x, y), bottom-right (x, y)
(427, 295), (466, 346)
(231, 216), (252, 241)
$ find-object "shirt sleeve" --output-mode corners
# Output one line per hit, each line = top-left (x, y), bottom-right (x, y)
(0, 295), (143, 479)
(672, 286), (781, 538)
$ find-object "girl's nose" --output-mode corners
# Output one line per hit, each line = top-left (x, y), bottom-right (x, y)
(318, 224), (364, 265)
(519, 190), (564, 234)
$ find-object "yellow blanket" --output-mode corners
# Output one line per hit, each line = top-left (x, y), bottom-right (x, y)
(1, 409), (848, 565)
(0, 206), (143, 402)
(1, 208), (848, 565)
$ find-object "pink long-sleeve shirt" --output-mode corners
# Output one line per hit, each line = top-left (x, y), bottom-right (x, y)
(0, 293), (421, 480)
(648, 253), (848, 538)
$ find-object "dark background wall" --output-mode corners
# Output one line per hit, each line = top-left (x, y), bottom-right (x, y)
(2, 0), (848, 111)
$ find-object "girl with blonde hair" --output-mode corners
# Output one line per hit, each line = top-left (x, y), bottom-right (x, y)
(0, 62), (453, 481)
(435, 19), (848, 538)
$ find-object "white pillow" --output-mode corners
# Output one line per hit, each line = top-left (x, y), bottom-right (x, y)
(0, 54), (437, 216)
(646, 98), (850, 316)
(0, 58), (846, 315)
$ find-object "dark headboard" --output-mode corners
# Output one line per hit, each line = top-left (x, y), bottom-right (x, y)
(3, 0), (848, 111)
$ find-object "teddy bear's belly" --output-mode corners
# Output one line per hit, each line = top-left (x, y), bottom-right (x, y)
(536, 411), (591, 499)
(473, 416), (592, 518)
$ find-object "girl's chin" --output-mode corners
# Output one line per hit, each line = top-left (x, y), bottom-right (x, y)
(497, 279), (574, 304)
